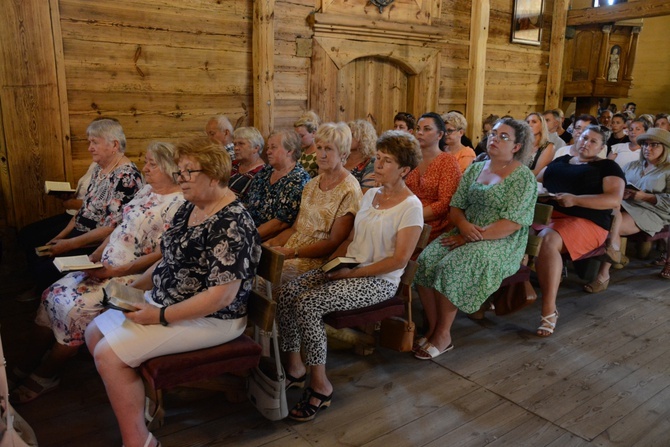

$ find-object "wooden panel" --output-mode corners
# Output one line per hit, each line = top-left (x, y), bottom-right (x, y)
(628, 16), (670, 114)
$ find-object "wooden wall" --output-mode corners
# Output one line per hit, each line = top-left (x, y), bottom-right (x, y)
(1, 0), (558, 227)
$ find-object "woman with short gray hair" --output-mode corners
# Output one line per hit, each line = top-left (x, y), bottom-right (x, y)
(229, 127), (265, 197)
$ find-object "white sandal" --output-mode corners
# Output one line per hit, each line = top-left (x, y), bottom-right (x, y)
(537, 310), (559, 337)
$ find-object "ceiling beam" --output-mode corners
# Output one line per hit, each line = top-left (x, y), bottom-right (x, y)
(567, 0), (670, 26)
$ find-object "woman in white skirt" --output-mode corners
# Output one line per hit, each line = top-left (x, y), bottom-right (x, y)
(85, 137), (261, 447)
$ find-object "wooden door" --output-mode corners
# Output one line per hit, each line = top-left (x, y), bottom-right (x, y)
(335, 57), (409, 133)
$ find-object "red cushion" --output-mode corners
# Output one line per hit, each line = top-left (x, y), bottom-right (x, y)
(628, 225), (670, 243)
(324, 296), (405, 329)
(139, 334), (262, 390)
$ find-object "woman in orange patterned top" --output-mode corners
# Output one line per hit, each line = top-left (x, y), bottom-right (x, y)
(406, 112), (462, 242)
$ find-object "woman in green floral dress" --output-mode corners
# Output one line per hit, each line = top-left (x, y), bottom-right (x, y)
(413, 118), (538, 359)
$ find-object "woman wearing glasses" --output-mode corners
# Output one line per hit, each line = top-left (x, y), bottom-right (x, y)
(588, 128), (670, 285)
(441, 111), (476, 172)
(85, 137), (261, 447)
(10, 142), (184, 404)
(413, 118), (537, 359)
(406, 112), (462, 243)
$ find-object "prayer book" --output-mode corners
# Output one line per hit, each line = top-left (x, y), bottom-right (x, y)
(52, 255), (102, 273)
(625, 184), (640, 191)
(35, 245), (53, 257)
(44, 181), (76, 195)
(102, 280), (146, 312)
(321, 256), (359, 273)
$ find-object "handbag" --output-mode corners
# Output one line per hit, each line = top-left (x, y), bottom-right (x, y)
(1, 331), (38, 447)
(246, 323), (288, 421)
(379, 286), (416, 352)
(491, 280), (537, 316)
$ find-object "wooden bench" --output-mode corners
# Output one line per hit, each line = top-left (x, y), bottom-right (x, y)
(138, 245), (284, 428)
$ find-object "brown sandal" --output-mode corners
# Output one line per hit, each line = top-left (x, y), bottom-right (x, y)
(583, 278), (609, 293)
(660, 264), (670, 280)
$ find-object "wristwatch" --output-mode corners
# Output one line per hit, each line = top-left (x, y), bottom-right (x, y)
(159, 307), (169, 326)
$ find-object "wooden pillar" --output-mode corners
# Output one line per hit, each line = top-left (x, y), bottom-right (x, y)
(596, 25), (612, 81)
(623, 26), (641, 82)
(0, 0), (70, 227)
(465, 0), (489, 145)
(544, 0), (570, 110)
(253, 0), (275, 137)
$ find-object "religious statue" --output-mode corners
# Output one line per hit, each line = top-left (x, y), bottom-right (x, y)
(608, 47), (620, 82)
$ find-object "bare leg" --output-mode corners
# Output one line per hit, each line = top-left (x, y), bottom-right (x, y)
(428, 292), (458, 351)
(595, 212), (642, 282)
(285, 351), (306, 379)
(534, 229), (565, 336)
(417, 285), (438, 340)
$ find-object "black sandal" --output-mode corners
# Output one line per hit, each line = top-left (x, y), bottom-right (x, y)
(285, 372), (306, 390)
(289, 387), (332, 422)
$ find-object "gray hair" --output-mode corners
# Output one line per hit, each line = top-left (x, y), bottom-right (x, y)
(86, 118), (127, 153)
(233, 127), (265, 155)
(209, 115), (234, 133)
(146, 141), (178, 184)
(268, 129), (302, 162)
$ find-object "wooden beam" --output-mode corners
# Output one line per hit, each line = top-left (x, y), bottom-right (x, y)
(253, 0), (275, 136)
(544, 0), (570, 110)
(465, 0), (489, 145)
(567, 0), (670, 27)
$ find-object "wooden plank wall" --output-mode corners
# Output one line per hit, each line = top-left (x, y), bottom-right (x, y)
(58, 0), (254, 181)
(485, 0), (553, 121)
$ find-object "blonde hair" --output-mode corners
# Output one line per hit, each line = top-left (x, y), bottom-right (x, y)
(526, 112), (549, 147)
(441, 111), (468, 132)
(294, 110), (321, 134)
(315, 122), (352, 159)
(347, 119), (377, 158)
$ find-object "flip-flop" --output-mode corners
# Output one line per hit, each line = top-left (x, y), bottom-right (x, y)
(414, 342), (454, 360)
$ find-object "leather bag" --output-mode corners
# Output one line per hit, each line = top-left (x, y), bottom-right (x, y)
(247, 323), (288, 421)
(379, 287), (415, 352)
(491, 280), (537, 316)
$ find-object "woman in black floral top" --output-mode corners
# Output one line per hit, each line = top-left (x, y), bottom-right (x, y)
(86, 137), (261, 447)
(29, 118), (143, 292)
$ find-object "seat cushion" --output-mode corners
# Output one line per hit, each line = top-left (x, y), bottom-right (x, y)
(139, 334), (262, 390)
(499, 265), (530, 288)
(324, 296), (405, 329)
(628, 226), (670, 243)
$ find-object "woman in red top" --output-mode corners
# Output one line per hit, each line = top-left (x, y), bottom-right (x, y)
(405, 112), (462, 242)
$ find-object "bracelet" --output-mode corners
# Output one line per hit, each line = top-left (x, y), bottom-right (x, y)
(159, 307), (169, 326)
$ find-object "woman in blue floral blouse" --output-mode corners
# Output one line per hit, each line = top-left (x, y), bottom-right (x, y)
(243, 129), (311, 240)
(85, 137), (261, 447)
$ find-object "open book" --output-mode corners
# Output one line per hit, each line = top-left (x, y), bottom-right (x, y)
(102, 280), (147, 312)
(321, 256), (359, 273)
(45, 181), (76, 195)
(53, 255), (102, 273)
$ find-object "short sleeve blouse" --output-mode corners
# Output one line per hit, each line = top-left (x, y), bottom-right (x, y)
(74, 163), (143, 233)
(150, 200), (262, 320)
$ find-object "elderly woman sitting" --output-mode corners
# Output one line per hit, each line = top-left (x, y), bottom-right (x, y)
(10, 142), (184, 403)
(588, 128), (670, 288)
(25, 118), (144, 293)
(278, 131), (423, 421)
(243, 129), (311, 240)
(85, 137), (261, 447)
(534, 125), (625, 336)
(266, 123), (362, 284)
(229, 127), (265, 197)
(346, 119), (377, 192)
(413, 118), (537, 359)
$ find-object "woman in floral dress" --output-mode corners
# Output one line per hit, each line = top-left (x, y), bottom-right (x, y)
(413, 118), (537, 359)
(267, 122), (362, 284)
(11, 142), (183, 403)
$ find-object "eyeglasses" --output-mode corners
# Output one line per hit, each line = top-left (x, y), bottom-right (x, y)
(445, 128), (461, 136)
(487, 131), (513, 142)
(172, 169), (204, 182)
(641, 142), (664, 149)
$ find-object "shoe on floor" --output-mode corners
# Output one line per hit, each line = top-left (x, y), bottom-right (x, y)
(583, 278), (609, 293)
(414, 342), (454, 360)
(10, 373), (60, 404)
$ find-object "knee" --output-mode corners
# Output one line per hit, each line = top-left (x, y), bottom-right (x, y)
(539, 230), (564, 254)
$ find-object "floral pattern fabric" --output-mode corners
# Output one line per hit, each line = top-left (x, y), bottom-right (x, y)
(299, 152), (319, 178)
(243, 164), (311, 227)
(74, 163), (143, 233)
(151, 200), (262, 320)
(414, 162), (537, 314)
(349, 157), (376, 190)
(405, 151), (462, 242)
(39, 185), (184, 346)
(281, 174), (362, 283)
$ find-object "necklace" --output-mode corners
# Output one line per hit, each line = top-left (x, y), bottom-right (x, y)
(373, 185), (407, 209)
(191, 192), (229, 225)
(320, 170), (346, 191)
(489, 160), (511, 174)
(98, 154), (124, 180)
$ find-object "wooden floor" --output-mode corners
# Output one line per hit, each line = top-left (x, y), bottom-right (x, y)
(2, 229), (669, 447)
